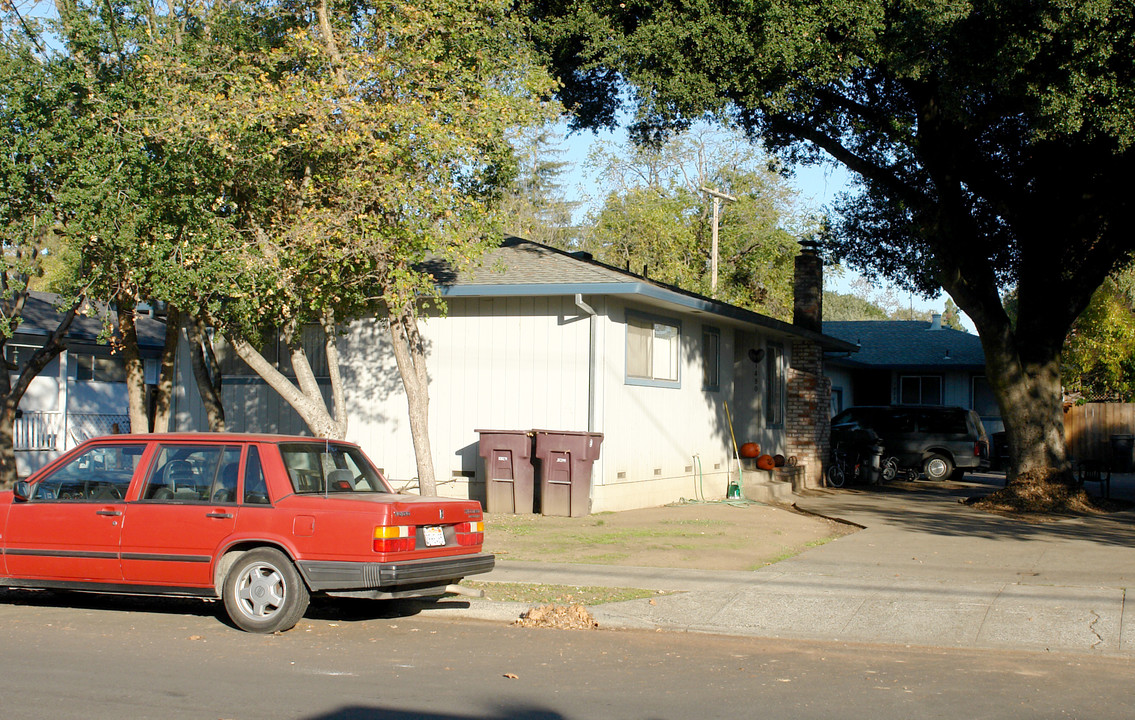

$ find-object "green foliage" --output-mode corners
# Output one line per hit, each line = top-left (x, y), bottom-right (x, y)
(11, 0), (554, 341)
(822, 292), (888, 321)
(1062, 276), (1135, 402)
(146, 0), (558, 339)
(0, 41), (92, 331)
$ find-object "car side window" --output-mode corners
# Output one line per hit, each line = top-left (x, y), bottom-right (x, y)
(918, 409), (966, 435)
(888, 410), (916, 433)
(31, 444), (146, 501)
(243, 446), (271, 505)
(143, 445), (241, 503)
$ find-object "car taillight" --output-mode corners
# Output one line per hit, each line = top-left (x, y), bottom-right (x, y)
(374, 525), (416, 552)
(455, 520), (484, 547)
(975, 441), (983, 457)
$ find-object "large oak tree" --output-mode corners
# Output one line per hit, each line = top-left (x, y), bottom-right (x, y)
(529, 0), (1135, 496)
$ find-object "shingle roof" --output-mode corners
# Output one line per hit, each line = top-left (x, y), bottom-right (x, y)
(824, 320), (985, 370)
(442, 237), (631, 286)
(14, 292), (168, 348)
(430, 237), (858, 352)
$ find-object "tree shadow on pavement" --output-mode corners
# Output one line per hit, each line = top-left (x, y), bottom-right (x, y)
(817, 474), (1135, 549)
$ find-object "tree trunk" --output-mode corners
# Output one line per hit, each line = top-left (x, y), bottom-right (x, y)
(978, 321), (1071, 483)
(116, 294), (149, 434)
(225, 320), (347, 439)
(386, 303), (437, 495)
(0, 401), (18, 490)
(185, 311), (226, 432)
(151, 304), (181, 433)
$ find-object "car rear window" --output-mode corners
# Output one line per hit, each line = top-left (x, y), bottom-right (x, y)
(279, 442), (393, 494)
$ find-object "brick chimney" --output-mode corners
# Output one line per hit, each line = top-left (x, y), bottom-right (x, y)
(793, 240), (823, 333)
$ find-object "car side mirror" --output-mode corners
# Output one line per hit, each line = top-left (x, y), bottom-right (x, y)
(13, 480), (31, 502)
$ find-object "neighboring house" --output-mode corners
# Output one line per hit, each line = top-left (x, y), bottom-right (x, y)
(171, 238), (855, 511)
(823, 316), (1002, 434)
(8, 292), (167, 475)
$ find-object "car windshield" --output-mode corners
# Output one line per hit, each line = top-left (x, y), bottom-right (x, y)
(279, 442), (392, 494)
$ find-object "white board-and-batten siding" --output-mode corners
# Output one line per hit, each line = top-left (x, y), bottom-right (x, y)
(342, 296), (592, 494)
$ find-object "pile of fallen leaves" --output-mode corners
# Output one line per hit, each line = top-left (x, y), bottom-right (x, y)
(513, 604), (599, 630)
(968, 471), (1103, 516)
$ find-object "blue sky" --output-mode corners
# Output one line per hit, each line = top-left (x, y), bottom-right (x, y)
(551, 121), (976, 332)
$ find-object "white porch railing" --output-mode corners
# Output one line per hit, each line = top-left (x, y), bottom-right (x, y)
(14, 411), (131, 451)
(14, 411), (63, 451)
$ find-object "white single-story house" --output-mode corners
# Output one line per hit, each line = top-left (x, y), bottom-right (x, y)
(11, 240), (855, 510)
(171, 238), (855, 511)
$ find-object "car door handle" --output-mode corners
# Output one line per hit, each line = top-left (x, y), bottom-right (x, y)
(206, 511), (234, 519)
(96, 509), (123, 517)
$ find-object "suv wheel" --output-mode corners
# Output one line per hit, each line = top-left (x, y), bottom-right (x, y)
(222, 548), (310, 633)
(923, 454), (954, 481)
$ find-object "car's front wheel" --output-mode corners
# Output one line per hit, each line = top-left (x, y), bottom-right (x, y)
(923, 454), (954, 481)
(222, 548), (310, 633)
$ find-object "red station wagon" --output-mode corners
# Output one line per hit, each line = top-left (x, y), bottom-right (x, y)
(0, 434), (494, 633)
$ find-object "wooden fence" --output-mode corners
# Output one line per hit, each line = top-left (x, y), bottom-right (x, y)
(1064, 403), (1135, 463)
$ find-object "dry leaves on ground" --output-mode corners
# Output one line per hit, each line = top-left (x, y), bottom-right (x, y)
(514, 604), (599, 630)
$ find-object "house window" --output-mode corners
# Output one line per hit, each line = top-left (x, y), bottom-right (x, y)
(900, 375), (942, 405)
(702, 327), (720, 391)
(4, 344), (38, 372)
(972, 376), (999, 416)
(830, 387), (844, 416)
(626, 312), (680, 387)
(75, 354), (127, 383)
(765, 343), (784, 426)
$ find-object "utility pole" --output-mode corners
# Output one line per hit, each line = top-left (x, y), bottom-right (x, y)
(700, 187), (737, 296)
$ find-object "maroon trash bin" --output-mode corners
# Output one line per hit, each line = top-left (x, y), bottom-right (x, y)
(533, 430), (604, 517)
(476, 430), (535, 514)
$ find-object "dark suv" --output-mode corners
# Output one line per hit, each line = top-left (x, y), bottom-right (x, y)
(830, 405), (991, 480)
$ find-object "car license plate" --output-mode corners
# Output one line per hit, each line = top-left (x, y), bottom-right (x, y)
(423, 526), (446, 547)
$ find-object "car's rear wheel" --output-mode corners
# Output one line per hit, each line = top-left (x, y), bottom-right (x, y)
(923, 454), (954, 481)
(223, 548), (309, 633)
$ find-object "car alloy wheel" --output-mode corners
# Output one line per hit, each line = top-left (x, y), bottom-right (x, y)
(223, 548), (309, 633)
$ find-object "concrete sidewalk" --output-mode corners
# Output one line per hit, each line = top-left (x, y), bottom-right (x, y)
(438, 474), (1135, 657)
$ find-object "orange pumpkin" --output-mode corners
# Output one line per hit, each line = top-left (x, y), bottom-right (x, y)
(756, 454), (776, 470)
(739, 442), (761, 458)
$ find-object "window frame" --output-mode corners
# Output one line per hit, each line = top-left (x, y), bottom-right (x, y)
(139, 444), (243, 504)
(900, 375), (944, 405)
(75, 354), (127, 383)
(702, 326), (721, 392)
(971, 375), (999, 416)
(625, 310), (682, 389)
(28, 442), (146, 502)
(765, 342), (784, 427)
